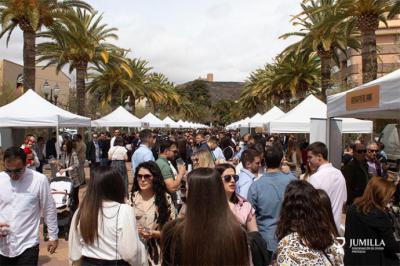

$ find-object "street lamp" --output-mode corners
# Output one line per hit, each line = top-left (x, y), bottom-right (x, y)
(43, 80), (61, 105)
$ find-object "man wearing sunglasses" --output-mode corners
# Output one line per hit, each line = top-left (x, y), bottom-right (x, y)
(342, 143), (370, 206)
(0, 147), (58, 265)
(366, 142), (383, 177)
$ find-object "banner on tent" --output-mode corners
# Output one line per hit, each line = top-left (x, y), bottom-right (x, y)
(346, 85), (380, 111)
(141, 122), (150, 128)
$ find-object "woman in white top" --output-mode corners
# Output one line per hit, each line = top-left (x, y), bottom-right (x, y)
(108, 136), (129, 196)
(69, 166), (148, 266)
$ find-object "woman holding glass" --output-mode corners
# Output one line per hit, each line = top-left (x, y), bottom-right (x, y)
(130, 161), (176, 266)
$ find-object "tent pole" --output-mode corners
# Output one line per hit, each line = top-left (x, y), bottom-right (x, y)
(56, 116), (60, 159)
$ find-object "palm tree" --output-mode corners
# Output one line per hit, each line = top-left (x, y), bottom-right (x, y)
(87, 51), (134, 110)
(280, 0), (359, 100)
(36, 9), (119, 116)
(307, 0), (398, 83)
(0, 0), (92, 91)
(272, 51), (321, 99)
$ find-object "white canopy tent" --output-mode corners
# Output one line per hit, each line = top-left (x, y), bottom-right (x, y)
(91, 106), (141, 127)
(248, 113), (263, 127)
(140, 113), (165, 128)
(162, 116), (180, 128)
(328, 68), (400, 119)
(261, 106), (286, 122)
(226, 106), (286, 130)
(267, 95), (373, 134)
(0, 89), (91, 127)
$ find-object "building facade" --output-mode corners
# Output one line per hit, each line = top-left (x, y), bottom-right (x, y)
(0, 59), (71, 107)
(341, 17), (400, 87)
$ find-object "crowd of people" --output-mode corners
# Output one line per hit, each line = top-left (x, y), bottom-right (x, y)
(0, 128), (399, 266)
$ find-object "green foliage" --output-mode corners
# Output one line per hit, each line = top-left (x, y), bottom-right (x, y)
(238, 50), (320, 117)
(177, 80), (211, 108)
(212, 99), (236, 126)
(0, 0), (92, 38)
(0, 84), (21, 107)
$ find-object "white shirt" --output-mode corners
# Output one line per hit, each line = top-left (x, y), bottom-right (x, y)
(69, 202), (148, 266)
(309, 163), (347, 230)
(110, 137), (116, 148)
(108, 146), (127, 161)
(0, 168), (58, 257)
(212, 146), (226, 161)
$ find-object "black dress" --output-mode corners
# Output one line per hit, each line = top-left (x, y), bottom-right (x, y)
(344, 204), (400, 265)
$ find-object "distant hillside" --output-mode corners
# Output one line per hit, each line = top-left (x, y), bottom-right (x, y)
(178, 80), (244, 104)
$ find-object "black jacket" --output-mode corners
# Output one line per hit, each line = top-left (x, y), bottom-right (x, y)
(342, 158), (370, 205)
(344, 205), (400, 265)
(86, 140), (100, 164)
(98, 138), (110, 159)
(45, 138), (57, 159)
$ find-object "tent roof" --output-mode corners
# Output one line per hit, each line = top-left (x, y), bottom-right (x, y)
(247, 107), (286, 127)
(0, 89), (90, 127)
(140, 113), (165, 128)
(268, 95), (372, 133)
(162, 116), (179, 128)
(91, 106), (141, 127)
(261, 106), (285, 122)
(327, 69), (400, 119)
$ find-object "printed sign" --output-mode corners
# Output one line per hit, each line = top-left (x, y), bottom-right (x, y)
(346, 85), (380, 111)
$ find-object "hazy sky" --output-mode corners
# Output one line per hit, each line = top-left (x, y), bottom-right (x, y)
(0, 0), (302, 84)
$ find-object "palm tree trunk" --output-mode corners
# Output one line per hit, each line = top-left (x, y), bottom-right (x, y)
(23, 30), (36, 91)
(340, 59), (348, 90)
(361, 29), (378, 83)
(129, 93), (136, 114)
(320, 55), (331, 103)
(357, 14), (379, 84)
(76, 66), (87, 116)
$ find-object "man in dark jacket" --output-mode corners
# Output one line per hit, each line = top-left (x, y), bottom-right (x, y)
(98, 132), (110, 166)
(342, 143), (370, 206)
(45, 132), (58, 159)
(86, 133), (101, 173)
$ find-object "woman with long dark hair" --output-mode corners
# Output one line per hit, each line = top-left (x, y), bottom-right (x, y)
(275, 180), (344, 265)
(317, 189), (340, 237)
(69, 167), (147, 266)
(215, 163), (257, 231)
(59, 139), (81, 212)
(344, 176), (399, 265)
(130, 161), (175, 266)
(161, 168), (250, 266)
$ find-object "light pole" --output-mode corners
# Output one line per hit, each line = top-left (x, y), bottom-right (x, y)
(43, 80), (61, 105)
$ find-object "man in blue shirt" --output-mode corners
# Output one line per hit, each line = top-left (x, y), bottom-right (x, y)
(236, 148), (261, 199)
(248, 145), (296, 256)
(131, 129), (155, 174)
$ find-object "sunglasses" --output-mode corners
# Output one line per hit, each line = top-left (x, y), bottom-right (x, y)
(5, 168), (24, 174)
(368, 149), (379, 153)
(136, 174), (152, 180)
(355, 149), (367, 154)
(223, 174), (239, 182)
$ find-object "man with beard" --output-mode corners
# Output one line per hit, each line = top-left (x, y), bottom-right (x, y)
(156, 139), (186, 206)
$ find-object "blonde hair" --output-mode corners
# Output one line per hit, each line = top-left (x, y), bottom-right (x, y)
(355, 176), (396, 214)
(194, 149), (215, 168)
